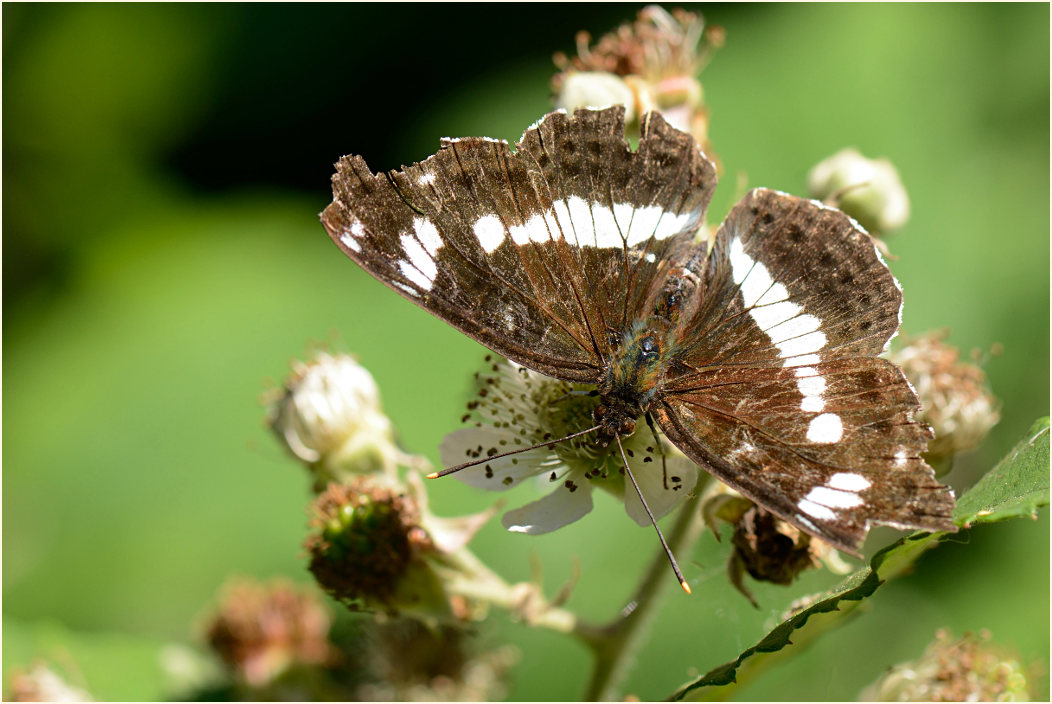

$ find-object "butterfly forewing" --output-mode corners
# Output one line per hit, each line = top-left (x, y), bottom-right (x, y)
(657, 189), (955, 553)
(322, 107), (716, 381)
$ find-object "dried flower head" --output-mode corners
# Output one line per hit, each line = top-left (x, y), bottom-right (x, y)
(354, 619), (519, 702)
(269, 351), (408, 488)
(701, 482), (851, 606)
(552, 6), (723, 153)
(203, 578), (333, 688)
(5, 663), (93, 702)
(441, 356), (698, 536)
(888, 332), (1000, 468)
(807, 148), (911, 234)
(861, 629), (1031, 701)
(553, 6), (720, 89)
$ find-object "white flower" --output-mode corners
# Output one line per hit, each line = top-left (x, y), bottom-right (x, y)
(269, 351), (405, 485)
(807, 147), (910, 233)
(440, 357), (697, 535)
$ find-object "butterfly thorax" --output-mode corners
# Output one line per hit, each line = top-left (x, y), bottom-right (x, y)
(594, 319), (675, 438)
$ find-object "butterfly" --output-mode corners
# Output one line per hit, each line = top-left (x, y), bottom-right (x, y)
(321, 106), (956, 590)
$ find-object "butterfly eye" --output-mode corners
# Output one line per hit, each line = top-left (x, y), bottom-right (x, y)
(639, 335), (660, 361)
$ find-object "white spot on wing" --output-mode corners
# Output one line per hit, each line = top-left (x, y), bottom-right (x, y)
(399, 232), (438, 290)
(566, 196), (594, 247)
(806, 413), (843, 443)
(804, 485), (863, 509)
(592, 205), (622, 248)
(796, 375), (826, 397)
(475, 214), (506, 252)
(626, 205), (663, 247)
(766, 313), (822, 344)
(339, 233), (361, 252)
(777, 331), (828, 358)
(801, 396), (825, 412)
(797, 499), (837, 521)
(755, 282), (789, 305)
(392, 280), (418, 297)
(340, 219), (366, 252)
(551, 200), (575, 246)
(414, 217), (442, 256)
(827, 473), (871, 492)
(787, 354), (821, 366)
(508, 212), (552, 246)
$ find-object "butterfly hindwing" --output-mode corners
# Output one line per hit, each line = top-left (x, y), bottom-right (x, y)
(321, 107), (716, 382)
(657, 189), (955, 553)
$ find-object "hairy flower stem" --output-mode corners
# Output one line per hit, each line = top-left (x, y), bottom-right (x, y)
(579, 486), (708, 701)
(441, 546), (580, 634)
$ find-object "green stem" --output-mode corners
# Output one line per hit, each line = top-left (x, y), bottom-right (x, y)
(442, 545), (580, 634)
(582, 486), (708, 701)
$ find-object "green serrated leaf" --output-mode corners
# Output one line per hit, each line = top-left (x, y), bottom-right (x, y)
(669, 417), (1051, 702)
(953, 417), (1050, 526)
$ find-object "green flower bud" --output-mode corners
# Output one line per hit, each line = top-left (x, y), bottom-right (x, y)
(807, 148), (910, 234)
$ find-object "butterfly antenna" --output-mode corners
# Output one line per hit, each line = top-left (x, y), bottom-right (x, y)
(427, 425), (602, 479)
(615, 434), (691, 594)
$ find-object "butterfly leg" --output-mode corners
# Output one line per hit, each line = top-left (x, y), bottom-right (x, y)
(644, 412), (670, 490)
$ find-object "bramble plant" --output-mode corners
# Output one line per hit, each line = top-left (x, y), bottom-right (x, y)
(250, 7), (1045, 701)
(3, 6), (1046, 703)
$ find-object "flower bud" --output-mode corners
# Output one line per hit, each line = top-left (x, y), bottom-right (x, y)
(807, 148), (910, 233)
(550, 6), (723, 161)
(861, 630), (1031, 701)
(269, 351), (404, 488)
(888, 332), (1000, 470)
(203, 578), (333, 688)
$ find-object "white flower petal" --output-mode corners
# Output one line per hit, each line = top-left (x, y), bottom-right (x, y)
(439, 427), (558, 492)
(623, 455), (698, 527)
(501, 479), (593, 534)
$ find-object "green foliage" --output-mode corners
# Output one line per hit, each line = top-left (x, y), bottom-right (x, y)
(955, 417), (1050, 526)
(671, 418), (1050, 701)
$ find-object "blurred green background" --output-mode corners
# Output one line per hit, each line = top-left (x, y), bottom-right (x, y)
(3, 3), (1048, 700)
